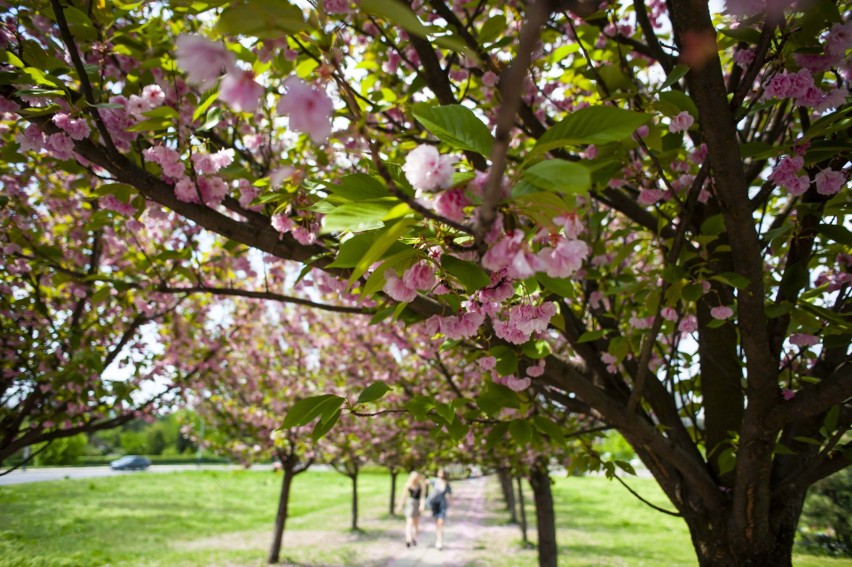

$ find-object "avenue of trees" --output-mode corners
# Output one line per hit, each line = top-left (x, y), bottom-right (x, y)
(1, 0), (850, 565)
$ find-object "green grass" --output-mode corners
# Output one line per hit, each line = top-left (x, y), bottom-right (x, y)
(484, 474), (852, 567)
(1, 470), (849, 566)
(0, 469), (391, 567)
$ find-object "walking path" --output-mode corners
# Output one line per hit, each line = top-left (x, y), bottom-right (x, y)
(385, 475), (489, 567)
(175, 474), (533, 566)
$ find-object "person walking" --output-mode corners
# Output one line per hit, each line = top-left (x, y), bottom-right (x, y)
(402, 471), (425, 547)
(428, 468), (453, 550)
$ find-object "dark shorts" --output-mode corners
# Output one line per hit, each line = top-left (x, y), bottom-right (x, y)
(431, 501), (448, 519)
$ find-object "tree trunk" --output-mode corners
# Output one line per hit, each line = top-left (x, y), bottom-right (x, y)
(267, 465), (295, 564)
(516, 476), (529, 546)
(686, 495), (805, 567)
(498, 467), (517, 523)
(528, 463), (557, 567)
(350, 472), (359, 531)
(389, 468), (398, 516)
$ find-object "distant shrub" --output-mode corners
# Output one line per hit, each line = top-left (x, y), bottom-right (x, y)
(798, 467), (852, 557)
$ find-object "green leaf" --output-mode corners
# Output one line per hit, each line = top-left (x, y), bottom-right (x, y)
(126, 117), (171, 132)
(446, 418), (467, 441)
(361, 0), (432, 37)
(609, 336), (629, 360)
(532, 416), (565, 443)
(656, 64), (690, 92)
(350, 219), (415, 286)
(717, 447), (736, 476)
(327, 231), (410, 268)
(657, 90), (699, 120)
(192, 91), (219, 122)
(327, 174), (389, 202)
(311, 409), (340, 440)
(509, 419), (533, 445)
(577, 329), (607, 343)
(536, 273), (575, 298)
(523, 159), (591, 194)
(491, 346), (518, 376)
(412, 104), (494, 157)
(282, 394), (344, 429)
(614, 460), (636, 475)
(532, 107), (653, 156)
(321, 198), (399, 233)
(712, 272), (750, 290)
(486, 422), (509, 447)
(817, 223), (852, 246)
(216, 0), (308, 38)
(521, 340), (552, 359)
(682, 284), (703, 302)
(476, 382), (520, 417)
(441, 254), (491, 292)
(356, 382), (391, 404)
(700, 214), (726, 236)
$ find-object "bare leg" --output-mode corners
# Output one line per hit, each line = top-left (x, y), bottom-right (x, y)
(405, 517), (413, 544)
(412, 516), (420, 543)
(436, 518), (444, 549)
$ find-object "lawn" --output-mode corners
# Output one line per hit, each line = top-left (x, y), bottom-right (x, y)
(482, 474), (852, 567)
(0, 469), (849, 566)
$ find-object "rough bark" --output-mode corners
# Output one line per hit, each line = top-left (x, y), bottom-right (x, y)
(528, 463), (557, 567)
(516, 476), (530, 546)
(350, 472), (359, 531)
(498, 467), (518, 523)
(389, 468), (398, 516)
(267, 464), (295, 564)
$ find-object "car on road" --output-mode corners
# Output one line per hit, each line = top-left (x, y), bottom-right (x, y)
(109, 456), (151, 470)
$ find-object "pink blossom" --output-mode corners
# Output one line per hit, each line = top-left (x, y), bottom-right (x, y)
(142, 84), (165, 107)
(383, 271), (417, 302)
(219, 68), (264, 113)
(661, 307), (678, 321)
(482, 230), (541, 280)
(826, 20), (852, 57)
(554, 212), (584, 239)
(45, 132), (74, 160)
(100, 194), (136, 216)
(814, 168), (845, 196)
(437, 312), (484, 339)
(198, 176), (228, 206)
(537, 238), (589, 278)
(402, 261), (437, 291)
(733, 48), (755, 69)
(174, 178), (199, 203)
(402, 145), (457, 192)
(502, 375), (531, 392)
(482, 71), (499, 87)
(782, 388), (795, 401)
(15, 123), (45, 152)
(601, 352), (618, 373)
(291, 225), (316, 245)
(638, 188), (665, 205)
(175, 34), (235, 88)
(678, 315), (698, 334)
(711, 305), (734, 320)
(0, 97), (20, 114)
(790, 333), (818, 346)
(669, 111), (694, 133)
(271, 214), (293, 234)
(52, 113), (90, 140)
(276, 77), (334, 143)
(526, 361), (545, 377)
(480, 281), (514, 303)
(815, 87), (849, 113)
(635, 125), (649, 138)
(478, 356), (497, 370)
(769, 155), (809, 195)
(324, 0), (353, 13)
(434, 187), (471, 222)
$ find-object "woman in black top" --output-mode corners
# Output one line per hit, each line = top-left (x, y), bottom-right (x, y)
(402, 471), (425, 547)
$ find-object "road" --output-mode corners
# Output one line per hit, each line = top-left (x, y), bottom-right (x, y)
(0, 463), (268, 486)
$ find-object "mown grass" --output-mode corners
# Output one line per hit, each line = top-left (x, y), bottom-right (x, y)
(0, 468), (391, 567)
(483, 474), (852, 567)
(1, 469), (849, 566)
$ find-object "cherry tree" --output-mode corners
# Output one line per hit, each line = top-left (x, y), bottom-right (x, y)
(0, 167), (225, 469)
(2, 0), (850, 564)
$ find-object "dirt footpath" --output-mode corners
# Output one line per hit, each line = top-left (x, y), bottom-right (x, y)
(176, 475), (535, 566)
